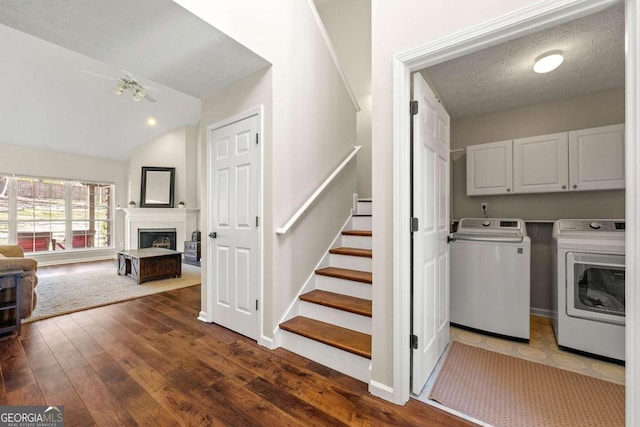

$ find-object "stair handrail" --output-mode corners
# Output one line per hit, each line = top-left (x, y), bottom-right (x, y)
(276, 145), (361, 235)
(305, 0), (361, 112)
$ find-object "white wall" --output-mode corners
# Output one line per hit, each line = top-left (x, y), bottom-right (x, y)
(0, 143), (127, 264)
(371, 0), (539, 392)
(317, 0), (372, 198)
(179, 0), (359, 339)
(126, 124), (198, 208)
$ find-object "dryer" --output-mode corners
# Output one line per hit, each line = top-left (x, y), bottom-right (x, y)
(552, 219), (625, 361)
(450, 218), (531, 340)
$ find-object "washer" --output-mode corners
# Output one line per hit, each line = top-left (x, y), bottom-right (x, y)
(552, 219), (625, 361)
(450, 218), (531, 340)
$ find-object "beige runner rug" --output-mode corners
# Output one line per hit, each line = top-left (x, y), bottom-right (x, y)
(429, 341), (624, 427)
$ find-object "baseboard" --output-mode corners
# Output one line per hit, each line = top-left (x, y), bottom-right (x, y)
(197, 311), (209, 323)
(259, 334), (276, 349)
(368, 379), (395, 403)
(530, 307), (552, 318)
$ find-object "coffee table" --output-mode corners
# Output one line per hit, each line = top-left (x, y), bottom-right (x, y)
(117, 248), (182, 284)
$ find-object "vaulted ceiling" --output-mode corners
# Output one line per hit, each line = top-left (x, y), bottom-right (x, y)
(0, 0), (269, 160)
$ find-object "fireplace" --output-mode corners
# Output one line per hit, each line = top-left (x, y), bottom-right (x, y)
(138, 228), (177, 251)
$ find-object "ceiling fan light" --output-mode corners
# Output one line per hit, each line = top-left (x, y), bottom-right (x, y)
(533, 51), (564, 73)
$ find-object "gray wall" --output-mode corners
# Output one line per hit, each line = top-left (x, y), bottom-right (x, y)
(451, 87), (625, 315)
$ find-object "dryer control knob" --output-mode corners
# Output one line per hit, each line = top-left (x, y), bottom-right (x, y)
(589, 221), (602, 230)
(482, 220), (491, 227)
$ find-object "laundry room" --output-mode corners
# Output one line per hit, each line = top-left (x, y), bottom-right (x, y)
(420, 3), (625, 375)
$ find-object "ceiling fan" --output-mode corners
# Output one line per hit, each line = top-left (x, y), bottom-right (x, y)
(82, 70), (157, 103)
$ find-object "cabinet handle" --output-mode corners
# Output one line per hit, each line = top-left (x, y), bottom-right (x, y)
(572, 184), (577, 189)
(506, 188), (511, 192)
(561, 185), (566, 189)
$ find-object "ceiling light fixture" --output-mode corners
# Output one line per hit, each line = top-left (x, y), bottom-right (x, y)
(113, 76), (148, 101)
(146, 117), (157, 126)
(533, 50), (564, 74)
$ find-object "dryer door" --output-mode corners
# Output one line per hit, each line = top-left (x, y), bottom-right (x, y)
(566, 252), (625, 325)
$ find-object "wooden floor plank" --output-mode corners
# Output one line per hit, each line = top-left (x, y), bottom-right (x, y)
(0, 267), (477, 427)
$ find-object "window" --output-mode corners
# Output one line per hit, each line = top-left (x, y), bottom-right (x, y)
(0, 175), (113, 253)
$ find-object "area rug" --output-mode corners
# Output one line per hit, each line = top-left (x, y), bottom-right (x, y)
(429, 341), (625, 427)
(24, 263), (201, 323)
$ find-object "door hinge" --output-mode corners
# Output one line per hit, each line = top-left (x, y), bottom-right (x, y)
(410, 334), (418, 349)
(256, 299), (259, 310)
(256, 216), (259, 227)
(256, 134), (259, 144)
(410, 100), (419, 115)
(411, 217), (419, 232)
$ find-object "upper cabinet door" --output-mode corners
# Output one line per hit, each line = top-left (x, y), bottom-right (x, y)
(569, 124), (625, 191)
(513, 132), (569, 193)
(466, 140), (513, 195)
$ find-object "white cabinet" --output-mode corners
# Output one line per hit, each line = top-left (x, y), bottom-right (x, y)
(466, 140), (512, 195)
(513, 132), (568, 193)
(569, 124), (625, 191)
(465, 124), (624, 196)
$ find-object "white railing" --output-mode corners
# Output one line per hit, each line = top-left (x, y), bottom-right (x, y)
(306, 0), (361, 112)
(276, 145), (361, 235)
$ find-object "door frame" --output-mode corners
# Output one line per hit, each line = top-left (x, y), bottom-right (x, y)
(390, 1), (638, 420)
(202, 106), (265, 345)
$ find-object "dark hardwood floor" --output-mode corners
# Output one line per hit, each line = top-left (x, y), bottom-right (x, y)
(1, 282), (477, 426)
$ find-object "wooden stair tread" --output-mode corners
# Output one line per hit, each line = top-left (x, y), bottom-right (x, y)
(315, 267), (372, 284)
(329, 247), (372, 258)
(280, 316), (371, 359)
(300, 290), (371, 317)
(342, 230), (372, 237)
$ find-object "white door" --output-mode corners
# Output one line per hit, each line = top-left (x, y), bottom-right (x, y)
(466, 140), (513, 195)
(513, 132), (569, 193)
(208, 114), (260, 340)
(411, 73), (450, 394)
(569, 124), (625, 191)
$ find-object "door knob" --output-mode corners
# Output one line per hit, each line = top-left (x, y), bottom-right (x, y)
(209, 232), (217, 239)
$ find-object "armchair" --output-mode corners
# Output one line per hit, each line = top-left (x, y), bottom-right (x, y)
(0, 245), (38, 318)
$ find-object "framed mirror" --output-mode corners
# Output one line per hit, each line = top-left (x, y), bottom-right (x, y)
(140, 166), (175, 208)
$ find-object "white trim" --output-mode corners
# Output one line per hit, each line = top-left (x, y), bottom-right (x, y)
(626, 0), (639, 424)
(390, 0), (627, 407)
(276, 146), (361, 235)
(204, 106), (264, 346)
(305, 0), (361, 112)
(368, 379), (395, 402)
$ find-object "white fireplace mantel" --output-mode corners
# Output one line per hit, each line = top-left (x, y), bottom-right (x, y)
(119, 208), (200, 250)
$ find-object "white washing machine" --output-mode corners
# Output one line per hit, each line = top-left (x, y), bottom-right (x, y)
(450, 218), (531, 340)
(552, 219), (625, 361)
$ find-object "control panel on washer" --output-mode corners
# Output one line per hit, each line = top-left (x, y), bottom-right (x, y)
(555, 219), (625, 233)
(457, 218), (527, 235)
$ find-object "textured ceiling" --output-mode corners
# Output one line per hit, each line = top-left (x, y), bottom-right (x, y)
(424, 4), (625, 120)
(0, 0), (270, 160)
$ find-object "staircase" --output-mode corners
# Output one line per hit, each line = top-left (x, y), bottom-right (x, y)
(279, 199), (372, 382)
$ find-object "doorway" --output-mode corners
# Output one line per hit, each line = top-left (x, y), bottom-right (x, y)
(393, 0), (638, 419)
(205, 108), (263, 341)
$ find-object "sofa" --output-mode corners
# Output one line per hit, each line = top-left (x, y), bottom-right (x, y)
(0, 245), (38, 318)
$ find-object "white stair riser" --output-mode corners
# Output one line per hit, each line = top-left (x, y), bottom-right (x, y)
(298, 301), (372, 334)
(341, 235), (372, 250)
(315, 275), (372, 300)
(351, 216), (372, 230)
(330, 254), (372, 272)
(279, 330), (371, 383)
(357, 201), (372, 215)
